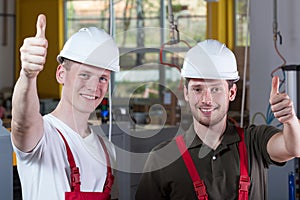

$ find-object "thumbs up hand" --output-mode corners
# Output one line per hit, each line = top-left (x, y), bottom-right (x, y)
(20, 14), (48, 77)
(269, 76), (296, 124)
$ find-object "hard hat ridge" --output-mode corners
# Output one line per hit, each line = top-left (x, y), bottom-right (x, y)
(181, 39), (239, 81)
(57, 27), (120, 72)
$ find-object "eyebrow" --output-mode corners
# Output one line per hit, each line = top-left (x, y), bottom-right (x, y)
(190, 82), (223, 87)
(78, 69), (92, 74)
(78, 69), (109, 77)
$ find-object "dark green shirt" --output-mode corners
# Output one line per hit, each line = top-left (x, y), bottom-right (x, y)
(135, 121), (284, 200)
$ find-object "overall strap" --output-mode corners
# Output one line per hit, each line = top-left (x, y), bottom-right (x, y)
(176, 129), (250, 200)
(56, 129), (114, 194)
(236, 127), (250, 200)
(98, 136), (114, 195)
(56, 128), (81, 192)
(175, 135), (208, 200)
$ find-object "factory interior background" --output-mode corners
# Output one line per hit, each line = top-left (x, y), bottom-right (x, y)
(0, 0), (300, 199)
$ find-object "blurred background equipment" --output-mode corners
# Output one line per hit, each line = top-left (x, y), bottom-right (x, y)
(0, 119), (13, 200)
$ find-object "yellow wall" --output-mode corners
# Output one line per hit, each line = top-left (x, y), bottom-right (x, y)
(206, 0), (235, 50)
(15, 0), (64, 99)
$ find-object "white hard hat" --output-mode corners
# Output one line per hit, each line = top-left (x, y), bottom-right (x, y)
(57, 27), (120, 72)
(181, 39), (239, 81)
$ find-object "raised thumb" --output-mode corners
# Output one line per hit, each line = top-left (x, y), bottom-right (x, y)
(270, 76), (279, 96)
(35, 14), (46, 38)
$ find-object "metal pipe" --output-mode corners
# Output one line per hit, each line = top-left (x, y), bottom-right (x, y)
(240, 0), (250, 127)
(168, 0), (174, 24)
(167, 0), (176, 42)
(108, 0), (115, 141)
(273, 0), (278, 40)
(109, 0), (114, 36)
(159, 0), (166, 102)
(2, 0), (8, 46)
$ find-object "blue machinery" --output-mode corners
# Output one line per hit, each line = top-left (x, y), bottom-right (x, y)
(284, 65), (300, 200)
(0, 119), (13, 200)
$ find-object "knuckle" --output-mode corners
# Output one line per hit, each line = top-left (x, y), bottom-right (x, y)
(20, 54), (28, 63)
(20, 46), (26, 53)
(43, 49), (47, 56)
(289, 99), (294, 106)
(282, 93), (288, 98)
(41, 57), (46, 64)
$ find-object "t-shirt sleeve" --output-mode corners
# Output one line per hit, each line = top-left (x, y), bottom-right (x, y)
(12, 134), (45, 165)
(12, 118), (52, 165)
(246, 124), (285, 167)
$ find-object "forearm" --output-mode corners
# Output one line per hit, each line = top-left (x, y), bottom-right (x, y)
(12, 71), (40, 122)
(11, 70), (43, 151)
(282, 116), (300, 157)
(268, 116), (300, 162)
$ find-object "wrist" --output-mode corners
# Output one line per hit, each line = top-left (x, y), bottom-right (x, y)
(20, 68), (39, 78)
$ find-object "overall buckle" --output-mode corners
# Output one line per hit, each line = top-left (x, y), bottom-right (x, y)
(71, 167), (81, 190)
(194, 180), (208, 200)
(239, 175), (250, 192)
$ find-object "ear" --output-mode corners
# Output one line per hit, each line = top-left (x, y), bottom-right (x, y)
(184, 85), (189, 102)
(56, 64), (65, 85)
(229, 83), (237, 101)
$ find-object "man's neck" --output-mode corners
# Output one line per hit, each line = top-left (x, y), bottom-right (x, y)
(51, 102), (91, 138)
(193, 119), (227, 150)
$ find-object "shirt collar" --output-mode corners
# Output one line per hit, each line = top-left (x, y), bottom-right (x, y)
(184, 121), (241, 149)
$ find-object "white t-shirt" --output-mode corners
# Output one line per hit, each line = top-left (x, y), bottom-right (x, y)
(12, 114), (116, 200)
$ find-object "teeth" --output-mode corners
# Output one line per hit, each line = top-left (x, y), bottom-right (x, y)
(201, 108), (214, 112)
(82, 94), (96, 100)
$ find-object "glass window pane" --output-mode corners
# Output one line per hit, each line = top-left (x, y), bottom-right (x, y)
(235, 0), (249, 46)
(65, 0), (207, 100)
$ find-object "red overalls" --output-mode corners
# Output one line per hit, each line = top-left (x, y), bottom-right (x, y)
(175, 127), (250, 200)
(57, 129), (114, 200)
